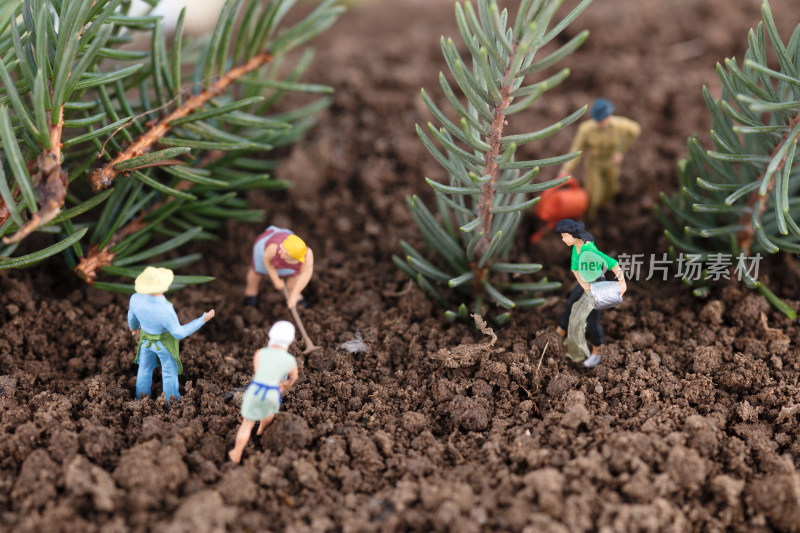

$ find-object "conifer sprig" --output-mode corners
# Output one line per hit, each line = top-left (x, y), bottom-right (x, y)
(394, 0), (591, 323)
(657, 0), (800, 318)
(0, 0), (343, 291)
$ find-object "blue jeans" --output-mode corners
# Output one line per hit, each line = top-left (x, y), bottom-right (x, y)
(136, 341), (180, 404)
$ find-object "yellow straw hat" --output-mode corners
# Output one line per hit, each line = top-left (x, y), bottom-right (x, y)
(282, 234), (307, 263)
(135, 266), (174, 294)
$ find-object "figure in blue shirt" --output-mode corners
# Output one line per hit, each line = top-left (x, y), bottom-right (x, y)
(128, 267), (215, 403)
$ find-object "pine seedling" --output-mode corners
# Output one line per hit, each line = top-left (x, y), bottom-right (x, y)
(0, 0), (343, 292)
(393, 0), (592, 324)
(656, 0), (800, 319)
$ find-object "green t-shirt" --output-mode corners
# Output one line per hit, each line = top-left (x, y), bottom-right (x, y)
(571, 241), (618, 276)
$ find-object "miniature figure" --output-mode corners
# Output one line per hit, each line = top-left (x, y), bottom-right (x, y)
(244, 225), (319, 352)
(555, 219), (627, 368)
(244, 225), (314, 310)
(128, 267), (215, 403)
(228, 320), (299, 464)
(559, 98), (641, 220)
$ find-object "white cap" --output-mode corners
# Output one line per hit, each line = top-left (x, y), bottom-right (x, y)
(268, 320), (296, 347)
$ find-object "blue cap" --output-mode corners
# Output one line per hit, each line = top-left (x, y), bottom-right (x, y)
(590, 98), (614, 121)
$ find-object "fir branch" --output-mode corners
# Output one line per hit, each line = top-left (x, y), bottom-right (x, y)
(398, 0), (591, 320)
(477, 50), (514, 251)
(659, 0), (800, 317)
(0, 0), (342, 286)
(736, 112), (800, 253)
(74, 179), (194, 282)
(88, 51), (273, 192)
(1, 12), (71, 242)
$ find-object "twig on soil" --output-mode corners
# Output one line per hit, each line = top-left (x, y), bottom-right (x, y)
(446, 429), (464, 464)
(471, 313), (497, 346)
(431, 314), (502, 368)
(758, 312), (791, 344)
(533, 342), (548, 390)
(382, 279), (413, 298)
(521, 342), (548, 416)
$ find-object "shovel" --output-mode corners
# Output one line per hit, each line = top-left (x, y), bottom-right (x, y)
(282, 286), (319, 353)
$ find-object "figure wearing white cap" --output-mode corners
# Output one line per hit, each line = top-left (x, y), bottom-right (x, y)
(128, 267), (215, 404)
(229, 321), (299, 464)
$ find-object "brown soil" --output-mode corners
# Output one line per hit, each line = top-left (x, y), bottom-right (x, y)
(2, 0), (800, 531)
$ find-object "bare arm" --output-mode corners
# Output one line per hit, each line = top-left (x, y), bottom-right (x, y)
(612, 265), (627, 296)
(287, 248), (314, 309)
(280, 366), (299, 393)
(263, 244), (284, 290)
(572, 269), (590, 292)
(165, 306), (213, 340)
(253, 350), (259, 372)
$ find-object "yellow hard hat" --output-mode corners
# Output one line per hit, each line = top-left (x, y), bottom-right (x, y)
(282, 234), (307, 263)
(134, 266), (174, 294)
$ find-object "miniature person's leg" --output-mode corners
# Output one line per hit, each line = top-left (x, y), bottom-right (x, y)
(135, 345), (159, 399)
(256, 413), (276, 436)
(584, 163), (604, 221)
(558, 284), (585, 333)
(603, 163), (621, 206)
(565, 292), (594, 362)
(586, 309), (605, 347)
(244, 268), (261, 298)
(582, 309), (605, 368)
(228, 419), (256, 464)
(245, 228), (275, 306)
(155, 343), (180, 404)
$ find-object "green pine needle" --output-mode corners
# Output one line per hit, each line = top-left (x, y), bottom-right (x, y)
(658, 0), (800, 318)
(0, 0), (342, 289)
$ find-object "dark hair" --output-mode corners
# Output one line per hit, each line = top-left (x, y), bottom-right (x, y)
(555, 219), (594, 242)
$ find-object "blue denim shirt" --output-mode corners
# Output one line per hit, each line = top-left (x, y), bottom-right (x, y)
(128, 293), (205, 339)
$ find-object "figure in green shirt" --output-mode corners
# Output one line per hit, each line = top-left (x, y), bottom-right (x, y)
(556, 219), (627, 368)
(559, 98), (640, 220)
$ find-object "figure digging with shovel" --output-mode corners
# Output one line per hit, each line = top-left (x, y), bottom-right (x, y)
(244, 225), (318, 353)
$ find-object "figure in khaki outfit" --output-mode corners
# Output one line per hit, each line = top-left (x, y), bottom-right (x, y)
(229, 320), (299, 464)
(559, 98), (641, 220)
(128, 267), (215, 404)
